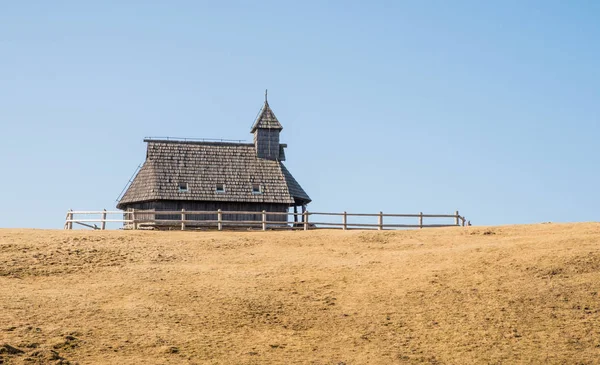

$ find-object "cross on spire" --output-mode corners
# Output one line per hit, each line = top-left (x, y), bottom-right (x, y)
(265, 89), (268, 103)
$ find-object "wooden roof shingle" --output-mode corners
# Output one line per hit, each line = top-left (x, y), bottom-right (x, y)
(250, 102), (283, 132)
(117, 140), (311, 208)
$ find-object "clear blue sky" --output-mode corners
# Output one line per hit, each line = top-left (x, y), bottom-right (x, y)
(1, 1), (599, 228)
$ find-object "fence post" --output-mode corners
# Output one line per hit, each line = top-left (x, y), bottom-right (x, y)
(181, 209), (186, 231)
(419, 212), (423, 229)
(343, 211), (347, 230)
(101, 209), (107, 230)
(303, 211), (309, 231)
(218, 209), (222, 231)
(131, 209), (137, 230)
(262, 210), (267, 231)
(378, 211), (383, 230)
(66, 209), (73, 230)
(455, 211), (460, 226)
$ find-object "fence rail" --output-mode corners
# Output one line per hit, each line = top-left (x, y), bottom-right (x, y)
(64, 209), (469, 231)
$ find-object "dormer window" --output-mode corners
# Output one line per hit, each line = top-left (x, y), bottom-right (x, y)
(178, 182), (188, 192)
(252, 183), (263, 195)
(216, 183), (225, 193)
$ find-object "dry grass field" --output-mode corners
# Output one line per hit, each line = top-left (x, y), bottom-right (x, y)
(2, 224), (600, 364)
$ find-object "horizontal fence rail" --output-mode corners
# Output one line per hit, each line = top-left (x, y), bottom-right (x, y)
(64, 209), (470, 231)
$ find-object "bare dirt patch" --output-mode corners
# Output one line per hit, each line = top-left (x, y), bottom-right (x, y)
(2, 225), (600, 364)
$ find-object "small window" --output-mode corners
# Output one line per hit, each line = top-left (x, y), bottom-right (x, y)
(252, 183), (263, 195)
(178, 182), (188, 192)
(216, 183), (225, 193)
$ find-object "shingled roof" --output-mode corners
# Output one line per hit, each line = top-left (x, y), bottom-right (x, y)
(250, 101), (283, 132)
(117, 139), (311, 209)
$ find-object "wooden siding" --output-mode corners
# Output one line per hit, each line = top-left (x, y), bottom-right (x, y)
(122, 200), (289, 223)
(254, 129), (280, 160)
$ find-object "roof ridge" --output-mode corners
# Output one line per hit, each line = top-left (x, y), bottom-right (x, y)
(144, 139), (255, 147)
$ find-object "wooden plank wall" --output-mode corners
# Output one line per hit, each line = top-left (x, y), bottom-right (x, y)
(123, 201), (289, 222)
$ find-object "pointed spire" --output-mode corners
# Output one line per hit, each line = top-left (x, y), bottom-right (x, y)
(251, 91), (283, 133)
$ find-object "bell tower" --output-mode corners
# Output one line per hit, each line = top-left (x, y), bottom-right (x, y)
(251, 90), (283, 160)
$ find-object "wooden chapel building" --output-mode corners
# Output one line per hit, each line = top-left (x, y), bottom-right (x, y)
(116, 94), (311, 227)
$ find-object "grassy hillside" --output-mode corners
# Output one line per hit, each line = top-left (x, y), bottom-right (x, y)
(2, 224), (600, 364)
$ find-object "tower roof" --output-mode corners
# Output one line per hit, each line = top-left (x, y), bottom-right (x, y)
(250, 101), (283, 133)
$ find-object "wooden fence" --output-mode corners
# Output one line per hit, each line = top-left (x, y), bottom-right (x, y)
(64, 209), (469, 231)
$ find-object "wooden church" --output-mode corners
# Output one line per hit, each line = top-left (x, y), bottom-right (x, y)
(116, 94), (311, 227)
